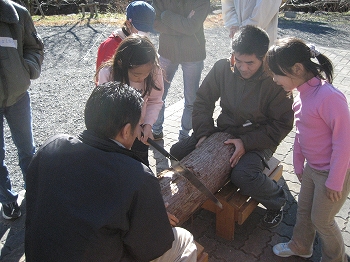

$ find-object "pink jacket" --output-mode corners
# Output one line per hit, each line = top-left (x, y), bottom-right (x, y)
(98, 66), (164, 126)
(293, 77), (350, 191)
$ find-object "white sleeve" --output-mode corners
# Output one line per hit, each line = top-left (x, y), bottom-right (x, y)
(221, 0), (239, 29)
(98, 66), (113, 85)
(241, 0), (281, 29)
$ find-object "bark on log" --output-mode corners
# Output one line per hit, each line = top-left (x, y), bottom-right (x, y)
(158, 132), (235, 224)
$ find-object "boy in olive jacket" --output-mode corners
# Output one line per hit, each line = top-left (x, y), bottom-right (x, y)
(0, 0), (44, 219)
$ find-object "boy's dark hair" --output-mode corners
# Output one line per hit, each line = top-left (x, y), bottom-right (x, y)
(266, 37), (334, 83)
(232, 25), (269, 60)
(84, 82), (143, 139)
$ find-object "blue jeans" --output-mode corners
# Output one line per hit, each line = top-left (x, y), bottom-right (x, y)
(152, 56), (204, 140)
(0, 92), (35, 203)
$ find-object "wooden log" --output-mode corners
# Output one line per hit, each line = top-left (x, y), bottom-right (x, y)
(158, 132), (235, 224)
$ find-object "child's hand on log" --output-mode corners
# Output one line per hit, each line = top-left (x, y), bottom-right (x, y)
(165, 202), (179, 226)
(224, 138), (245, 167)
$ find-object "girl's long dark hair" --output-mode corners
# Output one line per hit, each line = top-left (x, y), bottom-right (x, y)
(266, 37), (334, 83)
(96, 34), (161, 97)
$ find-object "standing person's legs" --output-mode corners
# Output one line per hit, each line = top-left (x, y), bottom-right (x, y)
(306, 166), (349, 261)
(151, 227), (197, 262)
(5, 92), (35, 185)
(286, 164), (317, 256)
(152, 57), (179, 137)
(280, 164), (350, 261)
(0, 109), (18, 204)
(179, 61), (204, 141)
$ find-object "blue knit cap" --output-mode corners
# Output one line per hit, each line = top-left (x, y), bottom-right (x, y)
(126, 1), (155, 33)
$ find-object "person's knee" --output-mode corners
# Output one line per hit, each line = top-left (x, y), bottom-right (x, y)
(172, 227), (197, 261)
(170, 136), (197, 160)
(311, 214), (334, 233)
(231, 168), (252, 185)
(230, 169), (258, 195)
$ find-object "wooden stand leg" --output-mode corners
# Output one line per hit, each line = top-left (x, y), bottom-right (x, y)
(215, 200), (235, 240)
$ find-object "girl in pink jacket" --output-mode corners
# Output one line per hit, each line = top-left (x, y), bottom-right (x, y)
(96, 34), (164, 166)
(266, 37), (350, 262)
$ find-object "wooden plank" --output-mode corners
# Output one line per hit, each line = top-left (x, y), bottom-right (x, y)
(269, 165), (283, 182)
(195, 241), (208, 262)
(197, 252), (208, 262)
(215, 197), (236, 240)
(237, 198), (259, 225)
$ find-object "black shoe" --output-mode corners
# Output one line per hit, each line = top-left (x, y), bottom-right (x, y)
(2, 201), (21, 220)
(262, 206), (284, 228)
(152, 131), (163, 141)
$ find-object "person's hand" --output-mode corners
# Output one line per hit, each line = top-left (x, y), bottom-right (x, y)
(195, 136), (207, 148)
(229, 26), (239, 38)
(165, 202), (179, 226)
(188, 10), (195, 19)
(296, 173), (302, 182)
(140, 124), (152, 144)
(326, 186), (342, 202)
(224, 138), (245, 168)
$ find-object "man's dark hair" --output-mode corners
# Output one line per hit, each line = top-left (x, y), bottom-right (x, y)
(84, 82), (143, 139)
(232, 25), (269, 60)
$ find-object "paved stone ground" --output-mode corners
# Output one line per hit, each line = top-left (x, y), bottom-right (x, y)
(0, 14), (349, 262)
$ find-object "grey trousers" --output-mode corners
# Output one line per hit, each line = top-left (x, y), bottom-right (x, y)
(170, 135), (286, 210)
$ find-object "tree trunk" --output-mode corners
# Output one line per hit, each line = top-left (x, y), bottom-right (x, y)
(158, 132), (235, 224)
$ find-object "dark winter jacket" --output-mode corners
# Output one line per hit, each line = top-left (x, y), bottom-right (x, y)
(25, 131), (174, 262)
(193, 58), (294, 153)
(0, 0), (44, 107)
(153, 0), (210, 63)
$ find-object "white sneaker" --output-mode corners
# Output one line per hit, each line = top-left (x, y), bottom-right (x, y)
(273, 243), (312, 258)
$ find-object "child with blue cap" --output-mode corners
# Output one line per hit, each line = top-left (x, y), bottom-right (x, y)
(96, 1), (155, 72)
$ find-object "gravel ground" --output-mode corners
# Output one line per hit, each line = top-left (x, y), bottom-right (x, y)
(4, 11), (350, 193)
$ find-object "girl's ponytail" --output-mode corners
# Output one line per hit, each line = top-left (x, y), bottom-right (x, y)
(314, 53), (334, 84)
(266, 38), (334, 84)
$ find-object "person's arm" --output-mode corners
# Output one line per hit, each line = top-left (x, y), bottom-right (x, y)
(140, 67), (164, 143)
(123, 175), (174, 261)
(143, 67), (164, 127)
(153, 0), (181, 35)
(159, 0), (210, 36)
(192, 61), (221, 139)
(221, 0), (239, 29)
(238, 86), (294, 151)
(293, 135), (305, 178)
(97, 67), (112, 85)
(321, 92), (350, 192)
(22, 8), (44, 80)
(240, 0), (282, 29)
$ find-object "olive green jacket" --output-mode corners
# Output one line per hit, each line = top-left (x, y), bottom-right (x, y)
(0, 0), (44, 107)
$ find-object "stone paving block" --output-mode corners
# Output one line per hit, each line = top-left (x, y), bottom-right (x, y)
(214, 244), (257, 261)
(242, 228), (273, 258)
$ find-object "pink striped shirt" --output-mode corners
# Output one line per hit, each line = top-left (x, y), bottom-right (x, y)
(293, 77), (350, 191)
